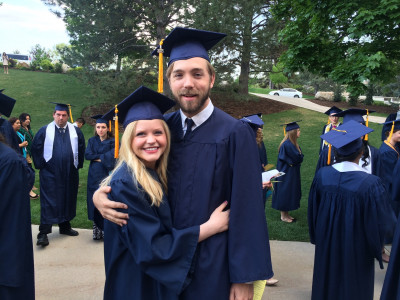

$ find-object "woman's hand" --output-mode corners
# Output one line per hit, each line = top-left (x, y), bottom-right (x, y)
(262, 180), (272, 189)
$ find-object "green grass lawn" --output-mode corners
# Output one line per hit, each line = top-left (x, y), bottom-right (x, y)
(1, 70), (387, 241)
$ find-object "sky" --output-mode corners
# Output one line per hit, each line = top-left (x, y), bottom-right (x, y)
(0, 0), (70, 55)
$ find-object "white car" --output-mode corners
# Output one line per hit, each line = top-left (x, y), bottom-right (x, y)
(269, 88), (302, 98)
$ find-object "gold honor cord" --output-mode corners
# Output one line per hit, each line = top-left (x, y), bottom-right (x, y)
(157, 39), (164, 93)
(327, 144), (332, 165)
(365, 109), (369, 141)
(114, 105), (119, 158)
(68, 104), (73, 123)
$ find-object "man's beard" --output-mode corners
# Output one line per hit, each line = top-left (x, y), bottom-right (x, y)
(175, 88), (210, 116)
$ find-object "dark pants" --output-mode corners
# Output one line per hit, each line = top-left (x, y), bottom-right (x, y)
(39, 221), (71, 234)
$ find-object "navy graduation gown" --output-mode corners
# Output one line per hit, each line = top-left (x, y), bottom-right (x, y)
(272, 139), (303, 211)
(308, 166), (396, 300)
(166, 108), (273, 300)
(104, 163), (199, 300)
(0, 142), (34, 300)
(0, 117), (19, 152)
(85, 136), (115, 222)
(319, 123), (341, 154)
(31, 124), (85, 224)
(391, 158), (400, 216)
(379, 142), (399, 216)
(381, 217), (400, 300)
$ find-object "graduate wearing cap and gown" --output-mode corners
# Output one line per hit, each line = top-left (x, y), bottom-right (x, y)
(319, 106), (342, 153)
(159, 28), (272, 299)
(315, 108), (381, 177)
(380, 119), (400, 217)
(0, 90), (20, 152)
(0, 98), (35, 299)
(309, 120), (396, 300)
(101, 86), (231, 300)
(272, 121), (303, 222)
(95, 27), (273, 300)
(85, 115), (115, 238)
(31, 103), (85, 246)
(381, 212), (400, 300)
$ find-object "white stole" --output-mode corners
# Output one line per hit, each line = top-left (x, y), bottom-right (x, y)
(43, 121), (79, 168)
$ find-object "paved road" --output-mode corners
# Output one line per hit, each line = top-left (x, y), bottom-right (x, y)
(251, 93), (386, 124)
(32, 225), (390, 300)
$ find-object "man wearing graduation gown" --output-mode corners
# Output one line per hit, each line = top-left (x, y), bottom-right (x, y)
(94, 27), (273, 299)
(319, 106), (342, 153)
(32, 103), (85, 247)
(309, 121), (396, 300)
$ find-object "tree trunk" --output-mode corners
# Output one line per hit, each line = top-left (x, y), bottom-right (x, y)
(238, 5), (254, 95)
(116, 55), (122, 72)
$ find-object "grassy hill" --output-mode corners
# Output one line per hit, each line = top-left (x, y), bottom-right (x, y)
(0, 69), (386, 241)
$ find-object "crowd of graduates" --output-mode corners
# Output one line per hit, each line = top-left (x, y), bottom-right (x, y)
(0, 26), (400, 300)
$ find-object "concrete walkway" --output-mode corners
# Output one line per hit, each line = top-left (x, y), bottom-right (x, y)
(251, 93), (386, 124)
(32, 225), (389, 300)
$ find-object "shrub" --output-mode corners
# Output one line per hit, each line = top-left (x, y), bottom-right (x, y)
(40, 59), (53, 71)
(333, 84), (342, 102)
(54, 62), (63, 73)
(8, 58), (17, 67)
(364, 85), (374, 105)
(348, 94), (358, 106)
(67, 67), (84, 75)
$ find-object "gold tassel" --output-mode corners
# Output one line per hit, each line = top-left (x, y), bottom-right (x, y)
(283, 127), (286, 136)
(109, 120), (112, 132)
(114, 105), (119, 158)
(68, 104), (74, 123)
(327, 144), (332, 165)
(365, 109), (369, 141)
(387, 121), (395, 143)
(157, 39), (164, 93)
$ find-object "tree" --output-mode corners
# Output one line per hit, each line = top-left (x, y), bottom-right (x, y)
(269, 62), (288, 88)
(187, 0), (285, 94)
(273, 0), (400, 99)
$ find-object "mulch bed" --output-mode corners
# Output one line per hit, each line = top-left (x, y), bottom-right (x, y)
(307, 98), (398, 115)
(81, 95), (397, 125)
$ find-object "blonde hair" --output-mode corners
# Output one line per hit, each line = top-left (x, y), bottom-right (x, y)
(278, 129), (301, 153)
(101, 119), (171, 207)
(256, 128), (263, 146)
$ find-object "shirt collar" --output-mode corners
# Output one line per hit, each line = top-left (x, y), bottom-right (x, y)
(180, 99), (214, 130)
(332, 161), (368, 173)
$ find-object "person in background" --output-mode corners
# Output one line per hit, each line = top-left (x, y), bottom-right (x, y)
(240, 113), (279, 290)
(73, 117), (86, 129)
(94, 27), (273, 300)
(381, 204), (400, 300)
(309, 120), (395, 300)
(0, 90), (19, 151)
(18, 112), (39, 198)
(31, 102), (85, 247)
(380, 119), (400, 217)
(8, 117), (28, 157)
(319, 106), (342, 153)
(85, 114), (115, 240)
(100, 85), (230, 299)
(0, 93), (35, 300)
(381, 105), (400, 143)
(2, 52), (9, 74)
(272, 121), (303, 223)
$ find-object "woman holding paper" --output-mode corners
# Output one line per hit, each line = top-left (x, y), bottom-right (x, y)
(272, 121), (303, 223)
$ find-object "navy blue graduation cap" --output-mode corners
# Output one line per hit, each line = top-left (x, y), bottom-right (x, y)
(102, 86), (175, 128)
(152, 27), (226, 65)
(335, 108), (375, 124)
(382, 119), (400, 142)
(240, 113), (264, 128)
(324, 106), (342, 116)
(91, 114), (107, 124)
(320, 120), (373, 156)
(0, 89), (16, 117)
(49, 102), (72, 112)
(282, 120), (301, 132)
